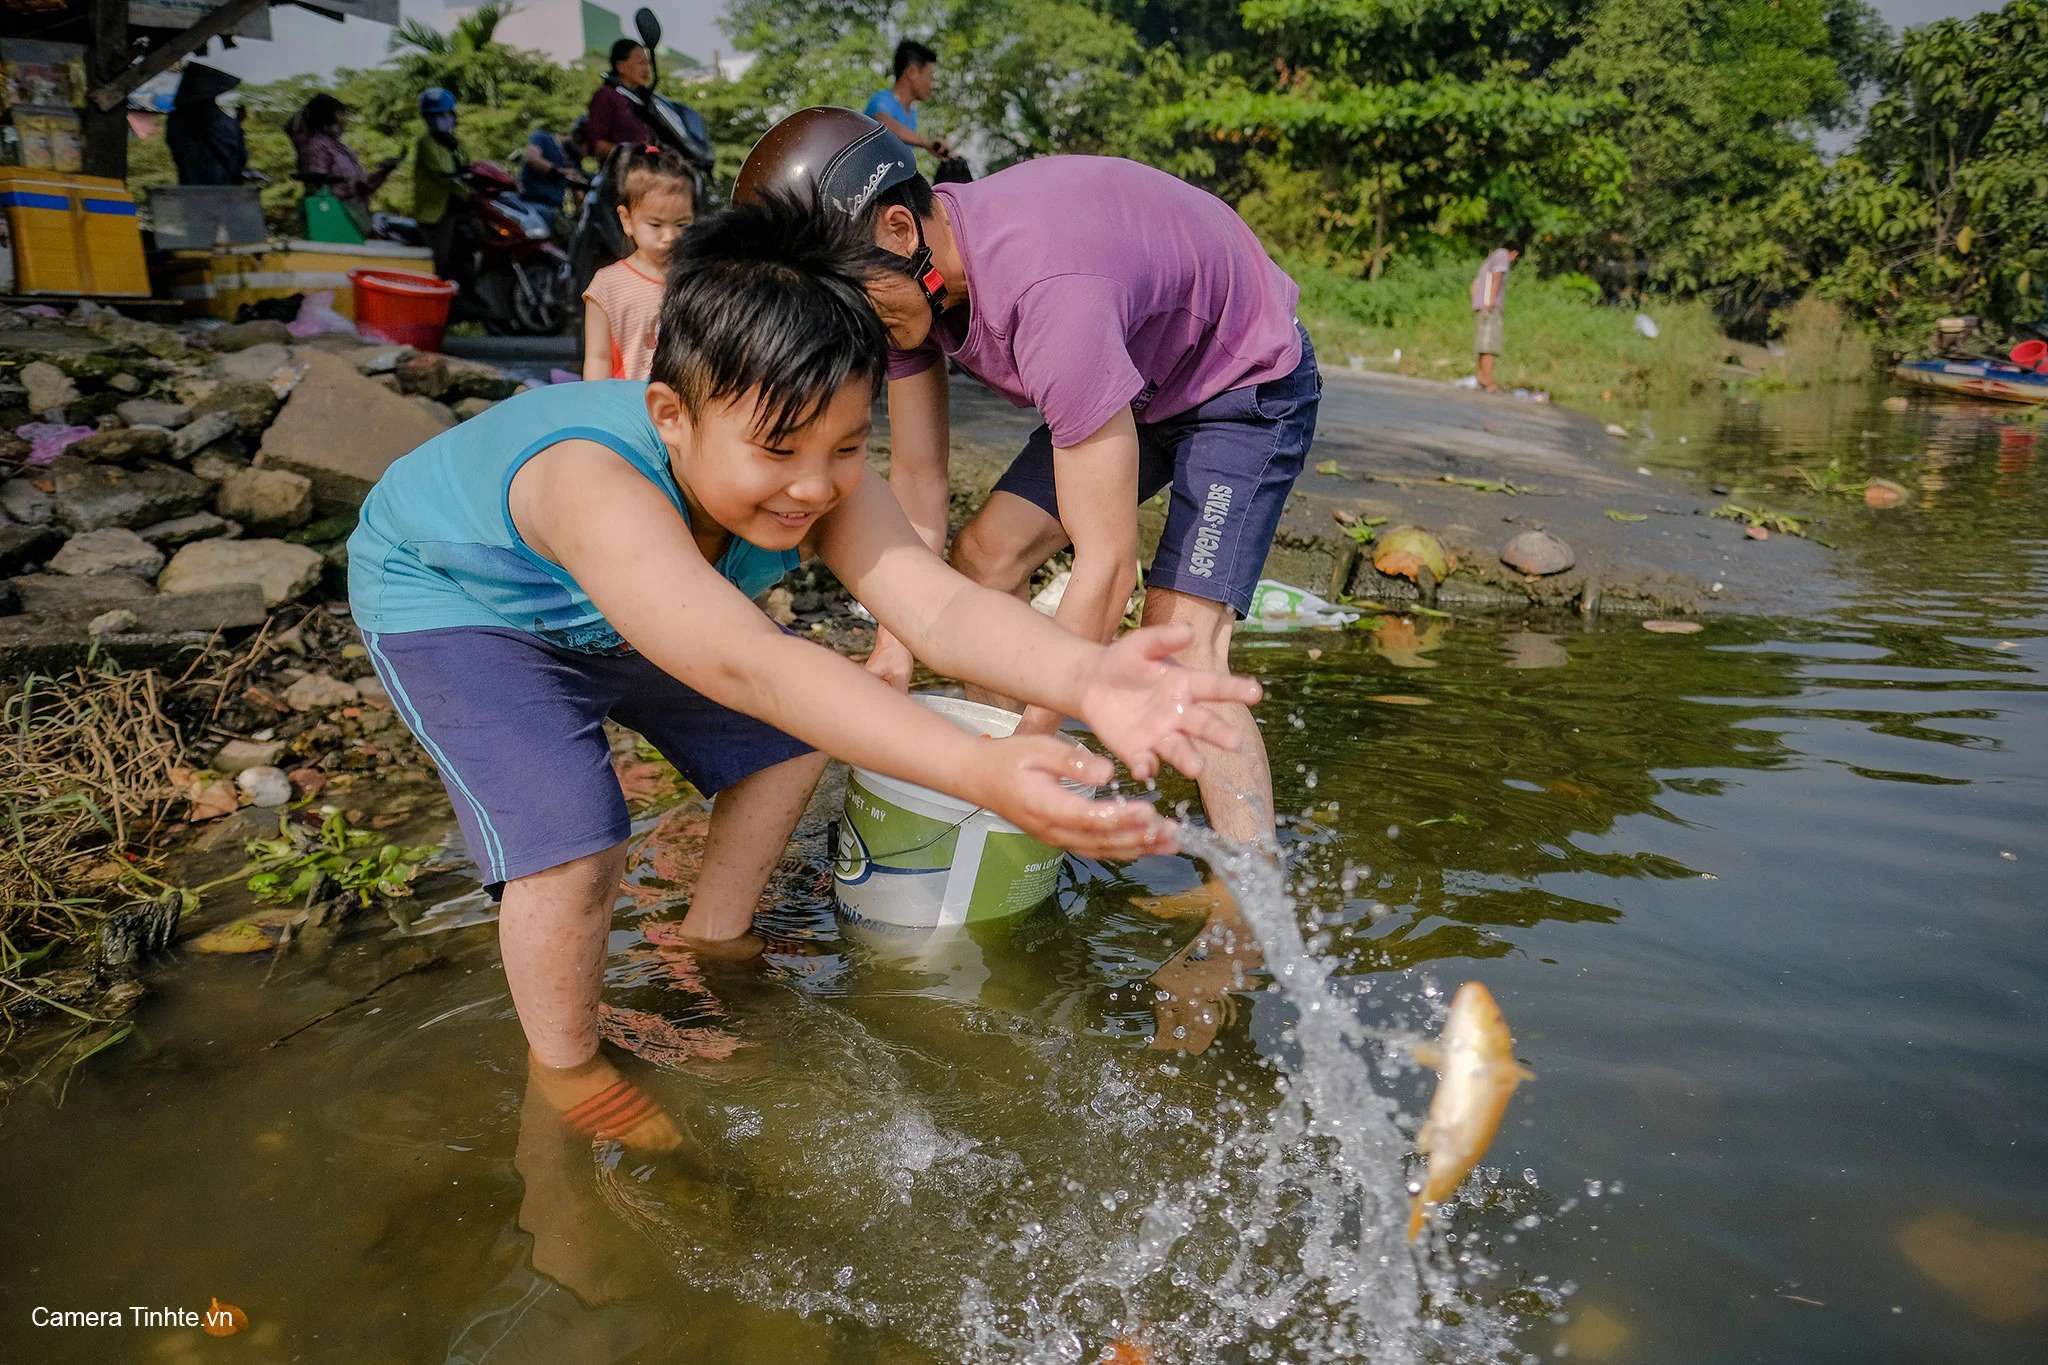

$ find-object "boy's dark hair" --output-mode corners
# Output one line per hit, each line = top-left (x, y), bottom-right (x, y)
(893, 39), (937, 79)
(609, 38), (644, 71)
(607, 142), (696, 210)
(853, 174), (935, 239)
(652, 191), (895, 445)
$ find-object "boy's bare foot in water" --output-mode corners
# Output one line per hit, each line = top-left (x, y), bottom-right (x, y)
(526, 1052), (683, 1152)
(640, 918), (768, 961)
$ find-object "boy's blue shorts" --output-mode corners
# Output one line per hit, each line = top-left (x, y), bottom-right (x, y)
(988, 322), (1322, 620)
(362, 626), (813, 892)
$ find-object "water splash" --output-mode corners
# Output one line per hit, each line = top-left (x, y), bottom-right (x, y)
(596, 830), (1541, 1361)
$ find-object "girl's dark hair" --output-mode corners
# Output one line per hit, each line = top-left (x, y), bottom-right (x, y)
(606, 143), (696, 210)
(302, 94), (345, 134)
(652, 191), (896, 445)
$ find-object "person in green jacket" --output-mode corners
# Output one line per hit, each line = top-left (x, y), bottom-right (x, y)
(414, 86), (471, 285)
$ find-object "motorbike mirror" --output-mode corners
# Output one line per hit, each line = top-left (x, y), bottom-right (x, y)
(634, 8), (662, 51)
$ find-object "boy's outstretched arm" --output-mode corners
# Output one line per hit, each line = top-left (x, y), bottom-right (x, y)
(526, 444), (1167, 860)
(816, 466), (1262, 782)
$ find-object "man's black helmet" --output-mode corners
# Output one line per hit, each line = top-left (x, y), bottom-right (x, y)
(735, 107), (918, 219)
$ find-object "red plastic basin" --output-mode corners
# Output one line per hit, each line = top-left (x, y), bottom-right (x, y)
(351, 268), (459, 352)
(2011, 339), (2047, 372)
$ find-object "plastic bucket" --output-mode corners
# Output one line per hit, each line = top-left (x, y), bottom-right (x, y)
(834, 695), (1090, 934)
(350, 267), (457, 351)
(2012, 339), (2048, 373)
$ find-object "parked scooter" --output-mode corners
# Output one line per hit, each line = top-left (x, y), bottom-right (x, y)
(568, 8), (716, 303)
(376, 161), (572, 336)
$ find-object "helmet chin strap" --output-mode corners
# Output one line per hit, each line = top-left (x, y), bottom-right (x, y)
(902, 212), (949, 320)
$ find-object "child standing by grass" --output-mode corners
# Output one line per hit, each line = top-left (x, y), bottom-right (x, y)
(350, 196), (1260, 1147)
(582, 144), (696, 381)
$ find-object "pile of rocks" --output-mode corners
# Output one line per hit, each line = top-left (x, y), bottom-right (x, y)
(1, 305), (522, 671)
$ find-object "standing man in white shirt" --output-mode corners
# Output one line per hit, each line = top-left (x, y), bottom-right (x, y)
(1471, 243), (1520, 392)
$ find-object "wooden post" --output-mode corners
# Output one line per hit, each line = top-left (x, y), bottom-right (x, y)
(83, 0), (130, 180)
(89, 0), (272, 113)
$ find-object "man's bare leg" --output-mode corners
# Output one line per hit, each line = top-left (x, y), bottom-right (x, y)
(1477, 352), (1498, 391)
(1140, 586), (1271, 843)
(1138, 586), (1271, 1053)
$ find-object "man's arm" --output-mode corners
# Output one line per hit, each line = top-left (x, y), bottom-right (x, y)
(871, 107), (947, 156)
(1046, 409), (1140, 648)
(885, 365), (952, 554)
(815, 465), (1259, 781)
(866, 364), (951, 686)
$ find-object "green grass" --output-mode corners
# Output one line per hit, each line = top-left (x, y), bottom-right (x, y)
(1288, 255), (1755, 412)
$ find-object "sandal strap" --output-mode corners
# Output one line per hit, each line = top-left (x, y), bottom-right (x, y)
(562, 1078), (659, 1136)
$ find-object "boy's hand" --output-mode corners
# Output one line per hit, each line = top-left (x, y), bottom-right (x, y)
(974, 735), (1176, 861)
(864, 629), (914, 690)
(1077, 623), (1263, 781)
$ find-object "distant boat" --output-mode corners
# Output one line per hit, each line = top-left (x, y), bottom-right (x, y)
(1893, 357), (2048, 405)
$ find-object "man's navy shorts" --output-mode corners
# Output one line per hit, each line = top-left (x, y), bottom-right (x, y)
(989, 321), (1322, 619)
(362, 626), (813, 891)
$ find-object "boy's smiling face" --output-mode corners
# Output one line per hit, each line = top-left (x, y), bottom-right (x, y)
(648, 377), (873, 550)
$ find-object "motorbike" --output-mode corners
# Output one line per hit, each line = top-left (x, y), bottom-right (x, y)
(375, 161), (573, 336)
(567, 7), (717, 304)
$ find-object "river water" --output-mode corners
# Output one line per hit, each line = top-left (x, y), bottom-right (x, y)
(3, 385), (2043, 1362)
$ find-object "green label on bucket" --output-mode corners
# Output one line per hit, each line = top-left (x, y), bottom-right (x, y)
(840, 774), (959, 879)
(968, 830), (1065, 919)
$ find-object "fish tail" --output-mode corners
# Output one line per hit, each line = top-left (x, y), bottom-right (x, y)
(1407, 1195), (1426, 1242)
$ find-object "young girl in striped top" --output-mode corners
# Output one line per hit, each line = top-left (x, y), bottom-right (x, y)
(581, 144), (696, 380)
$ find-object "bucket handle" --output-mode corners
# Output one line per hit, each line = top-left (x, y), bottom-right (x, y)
(847, 805), (985, 868)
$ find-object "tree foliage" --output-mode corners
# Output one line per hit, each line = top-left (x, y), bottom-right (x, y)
(1818, 0), (2048, 337)
(1153, 0), (1619, 275)
(703, 0), (1150, 184)
(1548, 0), (1883, 323)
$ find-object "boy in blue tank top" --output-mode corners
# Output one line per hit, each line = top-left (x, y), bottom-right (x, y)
(349, 196), (1260, 1147)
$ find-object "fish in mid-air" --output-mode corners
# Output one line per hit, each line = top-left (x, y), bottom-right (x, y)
(1408, 981), (1533, 1241)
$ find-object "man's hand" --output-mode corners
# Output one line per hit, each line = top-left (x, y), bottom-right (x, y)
(930, 135), (956, 159)
(864, 628), (914, 690)
(1014, 704), (1062, 736)
(1077, 623), (1262, 781)
(971, 735), (1175, 861)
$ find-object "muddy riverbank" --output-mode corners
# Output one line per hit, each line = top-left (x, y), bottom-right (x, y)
(923, 368), (1846, 618)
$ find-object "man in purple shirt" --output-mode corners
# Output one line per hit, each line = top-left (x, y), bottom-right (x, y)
(737, 108), (1321, 850)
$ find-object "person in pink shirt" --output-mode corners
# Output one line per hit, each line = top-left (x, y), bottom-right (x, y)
(582, 144), (695, 381)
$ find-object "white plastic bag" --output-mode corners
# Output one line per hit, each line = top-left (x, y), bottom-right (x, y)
(288, 290), (358, 339)
(1633, 313), (1660, 339)
(1244, 579), (1360, 629)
